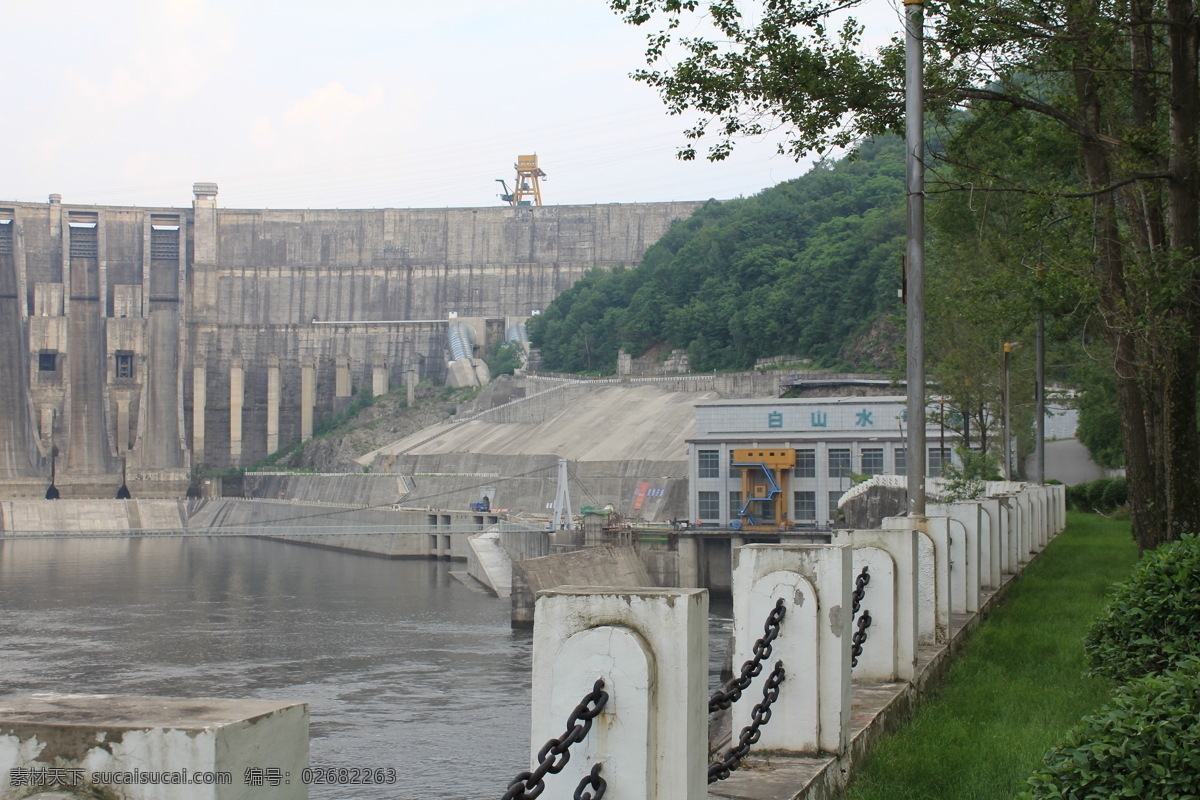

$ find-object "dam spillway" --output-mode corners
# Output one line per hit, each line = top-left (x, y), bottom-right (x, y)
(0, 187), (702, 498)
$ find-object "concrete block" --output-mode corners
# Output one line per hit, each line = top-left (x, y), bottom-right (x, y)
(834, 529), (920, 681)
(929, 502), (981, 614)
(0, 694), (307, 800)
(532, 586), (708, 800)
(883, 515), (950, 644)
(977, 497), (1003, 589)
(732, 544), (852, 755)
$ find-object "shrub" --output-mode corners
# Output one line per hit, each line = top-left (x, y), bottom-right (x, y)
(1100, 477), (1128, 510)
(1019, 657), (1200, 800)
(1084, 533), (1200, 683)
(1086, 477), (1115, 512)
(1066, 483), (1090, 512)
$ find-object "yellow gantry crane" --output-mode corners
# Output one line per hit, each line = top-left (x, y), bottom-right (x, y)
(496, 155), (546, 206)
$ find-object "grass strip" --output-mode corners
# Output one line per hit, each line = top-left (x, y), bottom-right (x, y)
(845, 512), (1139, 800)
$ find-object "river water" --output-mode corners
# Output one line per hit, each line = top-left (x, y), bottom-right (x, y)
(0, 536), (732, 799)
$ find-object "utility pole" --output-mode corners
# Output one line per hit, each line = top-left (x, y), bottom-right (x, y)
(905, 0), (926, 515)
(1034, 313), (1046, 484)
(1003, 342), (1013, 480)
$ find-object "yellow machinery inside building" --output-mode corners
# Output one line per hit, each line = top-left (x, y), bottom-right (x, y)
(731, 448), (796, 531)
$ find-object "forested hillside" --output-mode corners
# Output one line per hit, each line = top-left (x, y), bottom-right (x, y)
(528, 136), (905, 373)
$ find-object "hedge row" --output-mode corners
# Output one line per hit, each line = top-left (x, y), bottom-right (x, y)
(1065, 477), (1128, 514)
(1021, 534), (1200, 798)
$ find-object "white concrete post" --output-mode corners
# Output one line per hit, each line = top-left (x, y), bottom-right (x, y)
(977, 498), (1003, 589)
(834, 529), (920, 682)
(0, 694), (308, 800)
(930, 502), (981, 614)
(1030, 487), (1046, 551)
(1014, 491), (1033, 562)
(731, 544), (852, 755)
(1053, 483), (1067, 533)
(993, 495), (1017, 574)
(532, 586), (708, 800)
(883, 516), (950, 644)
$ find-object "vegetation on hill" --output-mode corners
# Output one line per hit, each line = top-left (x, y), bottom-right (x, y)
(528, 136), (906, 373)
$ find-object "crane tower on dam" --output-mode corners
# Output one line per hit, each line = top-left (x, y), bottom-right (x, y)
(496, 155), (546, 206)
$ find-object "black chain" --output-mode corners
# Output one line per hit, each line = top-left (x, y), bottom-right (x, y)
(707, 660), (786, 783)
(851, 565), (871, 615)
(850, 565), (872, 668)
(710, 598), (786, 712)
(503, 679), (608, 800)
(850, 610), (872, 668)
(573, 763), (605, 800)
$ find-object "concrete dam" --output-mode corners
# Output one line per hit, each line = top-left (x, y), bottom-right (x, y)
(0, 185), (702, 498)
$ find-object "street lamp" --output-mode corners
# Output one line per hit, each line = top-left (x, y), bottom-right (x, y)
(1002, 342), (1021, 480)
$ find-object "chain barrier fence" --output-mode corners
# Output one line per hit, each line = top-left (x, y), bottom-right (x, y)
(709, 598), (786, 712)
(708, 661), (786, 783)
(503, 678), (608, 800)
(850, 565), (872, 668)
(708, 598), (787, 783)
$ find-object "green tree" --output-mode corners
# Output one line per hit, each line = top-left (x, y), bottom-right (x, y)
(529, 138), (907, 373)
(612, 0), (1200, 551)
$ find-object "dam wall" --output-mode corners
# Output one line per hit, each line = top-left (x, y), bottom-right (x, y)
(0, 187), (701, 497)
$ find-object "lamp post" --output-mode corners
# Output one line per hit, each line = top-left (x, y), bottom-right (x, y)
(1002, 342), (1020, 480)
(904, 0), (926, 515)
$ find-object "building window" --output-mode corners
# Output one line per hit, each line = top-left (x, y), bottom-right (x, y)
(861, 448), (884, 476)
(698, 449), (720, 478)
(895, 447), (907, 476)
(38, 351), (57, 371)
(794, 491), (816, 521)
(729, 491), (743, 516)
(829, 490), (843, 522)
(115, 352), (134, 379)
(829, 448), (851, 478)
(698, 491), (720, 520)
(929, 447), (952, 477)
(795, 449), (816, 478)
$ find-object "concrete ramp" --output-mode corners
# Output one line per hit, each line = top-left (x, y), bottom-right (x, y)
(242, 473), (413, 506)
(467, 531), (513, 597)
(362, 383), (720, 463)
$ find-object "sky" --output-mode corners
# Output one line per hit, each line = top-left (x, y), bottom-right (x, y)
(3, 0), (907, 211)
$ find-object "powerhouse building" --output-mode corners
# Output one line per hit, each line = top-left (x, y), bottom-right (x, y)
(687, 396), (954, 527)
